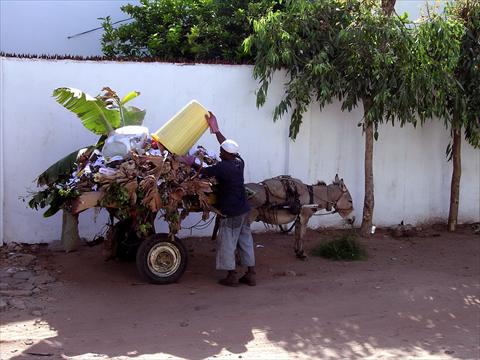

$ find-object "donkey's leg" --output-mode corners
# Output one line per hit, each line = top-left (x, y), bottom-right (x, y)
(294, 208), (314, 260)
(293, 216), (304, 259)
(247, 209), (259, 225)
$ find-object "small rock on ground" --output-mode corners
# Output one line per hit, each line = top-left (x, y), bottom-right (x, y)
(8, 298), (26, 310)
(0, 299), (8, 311)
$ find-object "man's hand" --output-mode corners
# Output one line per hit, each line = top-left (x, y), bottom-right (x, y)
(206, 111), (226, 144)
(206, 111), (219, 134)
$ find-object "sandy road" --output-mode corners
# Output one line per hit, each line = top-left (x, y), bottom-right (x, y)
(1, 225), (479, 360)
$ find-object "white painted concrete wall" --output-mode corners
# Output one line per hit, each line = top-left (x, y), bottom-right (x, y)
(0, 0), (139, 56)
(1, 0), (440, 57)
(1, 57), (479, 244)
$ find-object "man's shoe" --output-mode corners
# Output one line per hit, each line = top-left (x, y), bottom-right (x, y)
(239, 272), (256, 286)
(218, 272), (239, 287)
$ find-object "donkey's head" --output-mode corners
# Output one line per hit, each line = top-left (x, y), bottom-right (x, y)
(329, 174), (354, 218)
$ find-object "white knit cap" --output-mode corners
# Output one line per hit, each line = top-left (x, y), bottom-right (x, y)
(220, 139), (239, 154)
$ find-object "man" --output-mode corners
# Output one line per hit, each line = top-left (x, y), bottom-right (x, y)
(198, 112), (256, 287)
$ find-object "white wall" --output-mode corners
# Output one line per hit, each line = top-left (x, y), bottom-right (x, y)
(0, 0), (139, 56)
(1, 57), (479, 244)
(1, 0), (441, 57)
(396, 0), (445, 19)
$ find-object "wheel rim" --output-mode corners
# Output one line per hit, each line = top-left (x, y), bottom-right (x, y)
(147, 242), (181, 277)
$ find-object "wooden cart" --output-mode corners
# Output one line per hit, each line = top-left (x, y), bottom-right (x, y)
(64, 191), (199, 284)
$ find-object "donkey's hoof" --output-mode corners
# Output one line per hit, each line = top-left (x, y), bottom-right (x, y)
(295, 251), (308, 261)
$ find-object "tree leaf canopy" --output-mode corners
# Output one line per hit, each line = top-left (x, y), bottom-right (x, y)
(246, 0), (418, 139)
(415, 1), (479, 148)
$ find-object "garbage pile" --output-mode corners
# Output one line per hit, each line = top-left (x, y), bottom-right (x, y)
(96, 142), (217, 226)
(31, 139), (218, 240)
(26, 87), (219, 249)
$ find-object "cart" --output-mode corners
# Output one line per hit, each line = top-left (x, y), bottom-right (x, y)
(65, 190), (211, 285)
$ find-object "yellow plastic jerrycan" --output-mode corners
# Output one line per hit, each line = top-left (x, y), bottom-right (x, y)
(153, 100), (209, 155)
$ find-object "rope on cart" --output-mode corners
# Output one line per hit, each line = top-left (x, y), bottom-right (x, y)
(181, 215), (216, 232)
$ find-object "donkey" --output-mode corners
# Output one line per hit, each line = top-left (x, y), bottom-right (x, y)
(245, 175), (354, 259)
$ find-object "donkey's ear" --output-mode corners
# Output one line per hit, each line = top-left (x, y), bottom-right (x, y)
(334, 174), (340, 183)
(341, 180), (347, 191)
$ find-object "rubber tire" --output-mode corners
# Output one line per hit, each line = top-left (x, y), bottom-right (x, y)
(136, 234), (188, 284)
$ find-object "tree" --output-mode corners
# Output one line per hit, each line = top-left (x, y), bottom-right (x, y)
(415, 0), (480, 231)
(101, 0), (281, 62)
(245, 0), (418, 236)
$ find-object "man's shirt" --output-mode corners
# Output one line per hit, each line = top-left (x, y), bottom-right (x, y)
(201, 156), (251, 217)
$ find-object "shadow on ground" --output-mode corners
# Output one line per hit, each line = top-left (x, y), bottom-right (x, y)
(2, 226), (479, 359)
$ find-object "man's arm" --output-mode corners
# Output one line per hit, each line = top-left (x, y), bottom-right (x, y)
(199, 162), (223, 179)
(206, 112), (226, 144)
(180, 156), (218, 178)
(214, 131), (226, 145)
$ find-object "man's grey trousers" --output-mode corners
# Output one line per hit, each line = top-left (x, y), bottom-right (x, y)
(216, 212), (255, 271)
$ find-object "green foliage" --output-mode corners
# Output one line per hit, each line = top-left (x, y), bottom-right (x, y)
(100, 183), (152, 237)
(37, 146), (95, 187)
(138, 222), (153, 237)
(38, 86), (145, 196)
(54, 88), (116, 134)
(415, 1), (480, 149)
(43, 186), (80, 218)
(28, 145), (98, 217)
(27, 189), (50, 211)
(100, 182), (132, 220)
(415, 12), (463, 121)
(449, 0), (480, 148)
(28, 87), (146, 217)
(339, 3), (418, 128)
(245, 0), (349, 137)
(27, 182), (80, 218)
(246, 0), (418, 139)
(311, 233), (367, 261)
(101, 0), (281, 62)
(53, 87), (145, 135)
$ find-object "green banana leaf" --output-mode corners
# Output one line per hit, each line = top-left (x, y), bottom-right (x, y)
(31, 87), (147, 217)
(122, 105), (146, 127)
(37, 146), (96, 187)
(43, 191), (69, 218)
(53, 88), (146, 135)
(121, 91), (140, 105)
(53, 87), (118, 135)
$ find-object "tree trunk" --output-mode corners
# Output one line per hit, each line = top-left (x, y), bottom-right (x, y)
(448, 128), (462, 232)
(381, 0), (396, 16)
(360, 99), (375, 237)
(359, 0), (395, 236)
(61, 210), (81, 252)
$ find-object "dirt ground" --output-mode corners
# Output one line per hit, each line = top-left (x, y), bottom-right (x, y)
(0, 224), (479, 360)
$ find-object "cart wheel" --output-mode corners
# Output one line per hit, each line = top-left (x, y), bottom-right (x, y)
(136, 234), (188, 284)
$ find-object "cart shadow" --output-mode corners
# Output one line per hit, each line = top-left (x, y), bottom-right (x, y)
(5, 230), (480, 360)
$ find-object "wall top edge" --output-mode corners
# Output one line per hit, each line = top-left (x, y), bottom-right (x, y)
(0, 53), (253, 67)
